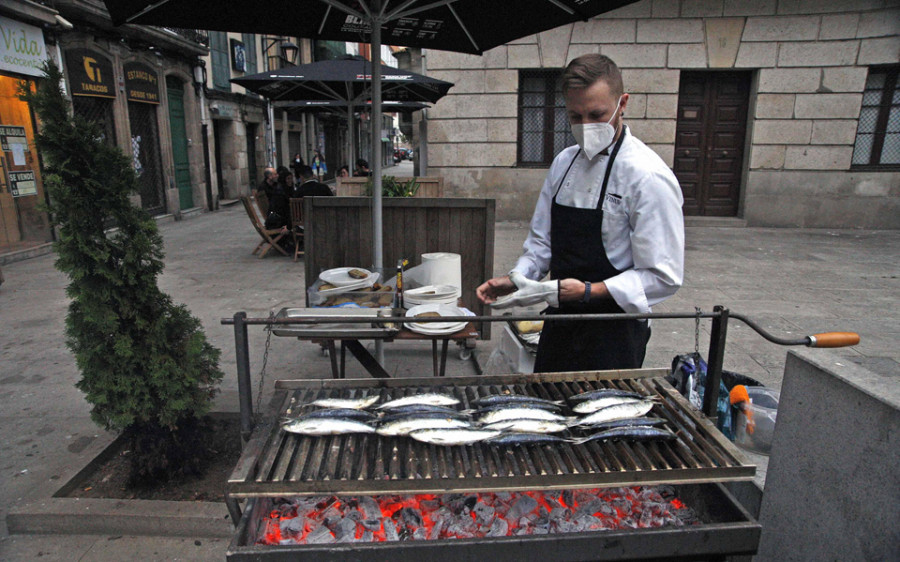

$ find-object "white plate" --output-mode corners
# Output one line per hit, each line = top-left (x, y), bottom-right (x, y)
(404, 285), (460, 299)
(403, 296), (459, 307)
(319, 267), (379, 287)
(406, 322), (468, 336)
(405, 304), (468, 330)
(316, 279), (372, 295)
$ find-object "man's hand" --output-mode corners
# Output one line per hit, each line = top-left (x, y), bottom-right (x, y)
(489, 272), (559, 310)
(558, 278), (610, 303)
(476, 275), (516, 304)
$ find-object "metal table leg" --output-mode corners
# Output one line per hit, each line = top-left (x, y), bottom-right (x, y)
(439, 339), (449, 377)
(432, 339), (439, 377)
(326, 340), (339, 379)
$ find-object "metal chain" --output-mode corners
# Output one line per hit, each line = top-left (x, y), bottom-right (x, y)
(254, 310), (275, 421)
(694, 307), (702, 355)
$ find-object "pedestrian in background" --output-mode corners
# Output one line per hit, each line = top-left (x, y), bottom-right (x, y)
(310, 150), (327, 181)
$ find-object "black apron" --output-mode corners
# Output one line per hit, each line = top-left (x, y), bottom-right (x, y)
(534, 128), (650, 373)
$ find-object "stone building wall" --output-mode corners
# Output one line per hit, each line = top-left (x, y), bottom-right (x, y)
(425, 0), (900, 227)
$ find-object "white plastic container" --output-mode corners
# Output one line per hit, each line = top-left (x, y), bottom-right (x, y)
(734, 386), (779, 455)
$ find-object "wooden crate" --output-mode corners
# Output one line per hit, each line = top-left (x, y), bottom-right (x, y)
(334, 176), (444, 198)
(303, 197), (495, 338)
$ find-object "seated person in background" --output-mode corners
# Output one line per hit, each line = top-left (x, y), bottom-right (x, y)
(295, 165), (335, 198)
(255, 166), (277, 215)
(338, 165), (350, 178)
(264, 169), (294, 231)
(355, 159), (371, 177)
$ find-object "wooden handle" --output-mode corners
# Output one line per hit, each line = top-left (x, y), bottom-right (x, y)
(809, 332), (860, 348)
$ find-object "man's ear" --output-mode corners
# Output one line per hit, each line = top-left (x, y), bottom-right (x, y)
(619, 93), (629, 116)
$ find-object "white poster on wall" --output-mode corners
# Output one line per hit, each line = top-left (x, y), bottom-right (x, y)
(0, 15), (49, 78)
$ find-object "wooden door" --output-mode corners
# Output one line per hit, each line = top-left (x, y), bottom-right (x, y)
(166, 77), (193, 210)
(674, 72), (750, 216)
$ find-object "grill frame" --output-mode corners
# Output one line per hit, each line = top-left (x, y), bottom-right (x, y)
(226, 370), (754, 501)
(226, 483), (761, 561)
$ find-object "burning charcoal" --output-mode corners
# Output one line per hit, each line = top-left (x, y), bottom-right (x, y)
(553, 519), (578, 534)
(573, 514), (605, 531)
(280, 516), (306, 535)
(562, 489), (575, 507)
(419, 499), (440, 513)
(473, 502), (495, 526)
(619, 517), (639, 530)
(323, 516), (342, 530)
(507, 494), (539, 520)
(574, 499), (603, 518)
(360, 518), (382, 531)
(318, 504), (342, 522)
(496, 491), (512, 502)
(334, 518), (358, 543)
(278, 538), (296, 545)
(549, 507), (571, 522)
(316, 496), (339, 511)
(305, 525), (336, 545)
(534, 516), (551, 531)
(594, 503), (617, 518)
(384, 520), (400, 542)
(575, 490), (598, 504)
(488, 517), (509, 537)
(345, 509), (363, 522)
(532, 527), (549, 535)
(656, 485), (676, 500)
(545, 496), (564, 510)
(396, 507), (424, 528)
(428, 518), (445, 540)
(446, 521), (476, 539)
(357, 496), (382, 520)
(412, 527), (427, 541)
(638, 488), (665, 503)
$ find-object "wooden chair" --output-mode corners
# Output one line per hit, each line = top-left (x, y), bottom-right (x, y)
(241, 196), (289, 258)
(289, 198), (304, 261)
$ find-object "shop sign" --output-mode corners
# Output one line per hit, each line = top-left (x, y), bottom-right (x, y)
(8, 170), (36, 197)
(123, 62), (159, 104)
(0, 125), (28, 165)
(65, 49), (115, 98)
(0, 15), (48, 78)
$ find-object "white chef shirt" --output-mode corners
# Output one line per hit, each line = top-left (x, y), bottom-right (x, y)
(512, 129), (684, 314)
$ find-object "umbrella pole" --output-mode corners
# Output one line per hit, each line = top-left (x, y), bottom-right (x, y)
(371, 17), (385, 366)
(348, 105), (355, 177)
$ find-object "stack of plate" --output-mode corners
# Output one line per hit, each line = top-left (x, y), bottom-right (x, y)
(318, 267), (380, 295)
(402, 284), (460, 307)
(405, 304), (469, 336)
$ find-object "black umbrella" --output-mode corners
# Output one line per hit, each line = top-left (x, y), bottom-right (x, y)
(233, 57), (449, 176)
(105, 0), (637, 273)
(274, 99), (429, 175)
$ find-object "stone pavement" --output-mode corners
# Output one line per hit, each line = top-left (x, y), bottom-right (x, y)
(1, 187), (897, 560)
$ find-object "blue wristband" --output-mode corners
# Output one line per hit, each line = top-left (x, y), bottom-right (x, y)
(582, 281), (591, 304)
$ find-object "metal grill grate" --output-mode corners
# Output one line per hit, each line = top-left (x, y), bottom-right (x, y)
(228, 371), (754, 498)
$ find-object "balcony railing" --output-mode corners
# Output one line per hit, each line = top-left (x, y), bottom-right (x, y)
(153, 27), (209, 46)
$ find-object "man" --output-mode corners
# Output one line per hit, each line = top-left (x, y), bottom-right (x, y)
(476, 54), (684, 373)
(294, 165), (334, 198)
(254, 167), (277, 215)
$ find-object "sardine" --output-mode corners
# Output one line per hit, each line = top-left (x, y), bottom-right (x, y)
(572, 396), (658, 414)
(309, 396), (380, 410)
(408, 428), (501, 446)
(569, 400), (656, 427)
(377, 404), (462, 417)
(573, 426), (677, 444)
(485, 433), (572, 447)
(470, 399), (564, 414)
(377, 416), (471, 437)
(379, 409), (470, 425)
(376, 393), (460, 410)
(476, 407), (568, 425)
(567, 389), (644, 404)
(281, 417), (376, 436)
(482, 418), (568, 434)
(471, 394), (563, 409)
(294, 408), (377, 422)
(576, 416), (668, 431)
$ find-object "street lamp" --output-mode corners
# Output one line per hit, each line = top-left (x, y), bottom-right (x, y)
(261, 36), (299, 167)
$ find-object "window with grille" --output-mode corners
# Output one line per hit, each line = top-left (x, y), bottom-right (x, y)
(72, 96), (116, 146)
(517, 69), (574, 167)
(852, 65), (899, 169)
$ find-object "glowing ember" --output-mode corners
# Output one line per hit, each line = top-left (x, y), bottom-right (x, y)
(257, 486), (697, 545)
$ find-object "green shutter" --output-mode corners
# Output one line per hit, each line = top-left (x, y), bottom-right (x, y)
(242, 33), (257, 75)
(209, 31), (230, 91)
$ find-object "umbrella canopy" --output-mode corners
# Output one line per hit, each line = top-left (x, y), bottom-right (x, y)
(105, 0), (638, 277)
(232, 57), (452, 104)
(106, 0), (639, 55)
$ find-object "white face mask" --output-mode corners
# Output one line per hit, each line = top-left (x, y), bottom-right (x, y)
(570, 95), (623, 160)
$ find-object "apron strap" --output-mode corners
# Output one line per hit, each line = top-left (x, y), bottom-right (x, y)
(597, 125), (628, 209)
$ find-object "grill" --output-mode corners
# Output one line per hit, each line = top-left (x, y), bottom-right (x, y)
(226, 371), (753, 501)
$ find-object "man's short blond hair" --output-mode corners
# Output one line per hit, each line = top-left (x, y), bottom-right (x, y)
(561, 54), (624, 98)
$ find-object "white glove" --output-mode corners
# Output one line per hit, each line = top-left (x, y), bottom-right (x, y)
(490, 271), (559, 309)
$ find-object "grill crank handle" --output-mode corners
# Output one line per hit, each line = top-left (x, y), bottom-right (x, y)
(807, 332), (860, 348)
(730, 313), (860, 348)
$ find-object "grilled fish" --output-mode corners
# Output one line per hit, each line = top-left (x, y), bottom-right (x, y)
(485, 433), (572, 447)
(377, 416), (471, 437)
(569, 400), (656, 427)
(378, 404), (463, 417)
(576, 416), (668, 431)
(470, 395), (563, 409)
(482, 418), (568, 434)
(379, 409), (470, 425)
(408, 428), (501, 446)
(572, 396), (658, 415)
(567, 389), (644, 404)
(281, 418), (376, 436)
(573, 426), (677, 444)
(309, 396), (380, 410)
(476, 407), (568, 425)
(376, 393), (460, 410)
(294, 408), (377, 422)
